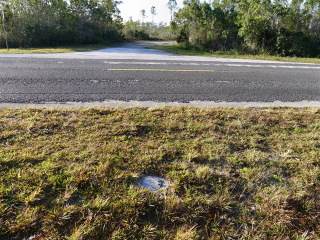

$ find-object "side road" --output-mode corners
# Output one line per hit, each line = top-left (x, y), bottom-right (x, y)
(1, 41), (320, 64)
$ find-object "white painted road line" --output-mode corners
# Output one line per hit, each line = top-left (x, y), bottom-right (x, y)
(103, 61), (320, 69)
(107, 69), (215, 72)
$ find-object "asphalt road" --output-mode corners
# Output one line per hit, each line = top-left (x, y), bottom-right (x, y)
(1, 42), (319, 107)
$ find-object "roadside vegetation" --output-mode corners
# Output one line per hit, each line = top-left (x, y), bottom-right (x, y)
(0, 0), (123, 48)
(1, 0), (319, 60)
(0, 43), (115, 54)
(2, 0), (320, 57)
(1, 107), (319, 239)
(149, 43), (320, 64)
(172, 0), (320, 58)
(122, 20), (173, 41)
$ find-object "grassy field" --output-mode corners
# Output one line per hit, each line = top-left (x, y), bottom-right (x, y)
(0, 44), (112, 54)
(149, 43), (320, 64)
(0, 107), (319, 239)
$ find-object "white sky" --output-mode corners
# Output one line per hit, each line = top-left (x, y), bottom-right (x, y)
(118, 0), (185, 25)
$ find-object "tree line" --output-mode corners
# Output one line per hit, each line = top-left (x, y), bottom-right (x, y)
(1, 0), (319, 58)
(172, 0), (320, 57)
(123, 18), (172, 40)
(122, 6), (172, 41)
(0, 0), (123, 48)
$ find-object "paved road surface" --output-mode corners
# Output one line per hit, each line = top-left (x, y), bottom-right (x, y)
(1, 41), (319, 107)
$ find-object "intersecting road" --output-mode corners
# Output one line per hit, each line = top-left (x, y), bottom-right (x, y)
(1, 41), (319, 107)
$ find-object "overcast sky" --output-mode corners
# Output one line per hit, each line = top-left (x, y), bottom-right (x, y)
(118, 0), (185, 25)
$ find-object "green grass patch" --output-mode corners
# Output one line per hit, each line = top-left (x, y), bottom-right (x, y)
(0, 44), (113, 54)
(0, 107), (320, 239)
(150, 43), (320, 64)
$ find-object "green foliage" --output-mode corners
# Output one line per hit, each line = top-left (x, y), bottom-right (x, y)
(123, 19), (172, 40)
(172, 0), (320, 57)
(173, 0), (239, 51)
(0, 0), (123, 48)
(237, 0), (320, 57)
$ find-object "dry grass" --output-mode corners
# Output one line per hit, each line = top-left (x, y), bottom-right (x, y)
(0, 44), (111, 54)
(0, 107), (319, 239)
